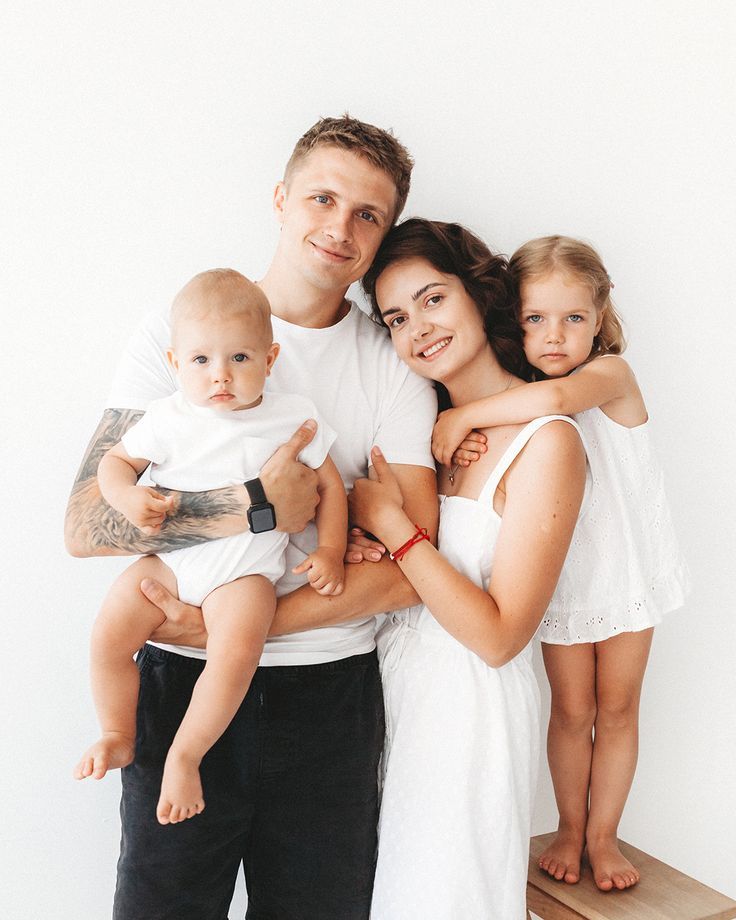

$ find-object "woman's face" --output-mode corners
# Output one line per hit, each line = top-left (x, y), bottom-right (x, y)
(375, 257), (490, 385)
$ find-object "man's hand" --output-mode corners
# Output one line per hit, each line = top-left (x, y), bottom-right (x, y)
(260, 420), (320, 533)
(141, 579), (208, 647)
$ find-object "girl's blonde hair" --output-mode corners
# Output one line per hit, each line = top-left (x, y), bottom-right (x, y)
(510, 236), (626, 359)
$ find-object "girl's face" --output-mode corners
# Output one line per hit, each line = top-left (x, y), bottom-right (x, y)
(375, 257), (490, 385)
(520, 272), (603, 377)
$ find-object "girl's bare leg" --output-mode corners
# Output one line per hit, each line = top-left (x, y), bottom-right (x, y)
(74, 556), (177, 780)
(539, 642), (597, 884)
(156, 574), (275, 825)
(586, 628), (653, 891)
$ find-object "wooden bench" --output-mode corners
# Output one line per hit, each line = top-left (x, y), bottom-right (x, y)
(527, 833), (736, 920)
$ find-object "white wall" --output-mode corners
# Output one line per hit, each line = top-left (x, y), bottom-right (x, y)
(3, 2), (734, 916)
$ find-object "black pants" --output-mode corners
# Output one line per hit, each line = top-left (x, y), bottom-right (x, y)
(113, 645), (384, 920)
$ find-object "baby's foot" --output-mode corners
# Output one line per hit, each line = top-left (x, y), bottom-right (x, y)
(156, 752), (205, 825)
(74, 732), (135, 780)
(538, 830), (584, 884)
(586, 836), (640, 891)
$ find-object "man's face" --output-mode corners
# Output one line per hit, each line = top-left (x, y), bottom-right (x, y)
(273, 145), (398, 292)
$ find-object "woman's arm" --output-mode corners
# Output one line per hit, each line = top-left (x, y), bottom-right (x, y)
(351, 427), (585, 667)
(64, 409), (321, 557)
(433, 356), (641, 466)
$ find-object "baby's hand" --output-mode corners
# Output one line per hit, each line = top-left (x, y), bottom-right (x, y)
(292, 546), (345, 596)
(115, 485), (174, 534)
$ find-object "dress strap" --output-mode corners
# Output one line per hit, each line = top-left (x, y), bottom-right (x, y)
(477, 415), (583, 508)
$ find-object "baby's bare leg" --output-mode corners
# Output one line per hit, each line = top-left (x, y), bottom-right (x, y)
(74, 556), (178, 781)
(156, 575), (275, 826)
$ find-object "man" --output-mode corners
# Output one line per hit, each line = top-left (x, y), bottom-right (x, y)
(66, 115), (438, 920)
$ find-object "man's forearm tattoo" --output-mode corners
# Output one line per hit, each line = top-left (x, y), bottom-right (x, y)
(66, 407), (245, 554)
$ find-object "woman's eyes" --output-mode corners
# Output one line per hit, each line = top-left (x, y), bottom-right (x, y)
(388, 315), (406, 329)
(426, 294), (442, 306)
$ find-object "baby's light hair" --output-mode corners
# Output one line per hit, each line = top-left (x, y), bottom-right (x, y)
(510, 236), (626, 360)
(171, 269), (273, 347)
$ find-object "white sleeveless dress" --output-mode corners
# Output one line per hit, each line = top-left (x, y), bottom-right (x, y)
(538, 407), (689, 644)
(371, 416), (580, 920)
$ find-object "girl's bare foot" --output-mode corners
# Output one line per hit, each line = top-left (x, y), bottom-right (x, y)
(586, 835), (640, 891)
(74, 732), (135, 780)
(156, 751), (205, 825)
(538, 829), (584, 884)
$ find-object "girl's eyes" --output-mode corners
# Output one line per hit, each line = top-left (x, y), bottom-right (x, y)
(525, 314), (543, 324)
(568, 314), (583, 323)
(232, 353), (247, 362)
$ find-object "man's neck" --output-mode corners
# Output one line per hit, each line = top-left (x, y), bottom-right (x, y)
(259, 266), (350, 329)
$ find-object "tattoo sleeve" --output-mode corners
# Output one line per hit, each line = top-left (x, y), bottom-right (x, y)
(65, 408), (247, 556)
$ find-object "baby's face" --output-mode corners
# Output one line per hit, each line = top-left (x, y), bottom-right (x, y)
(168, 312), (278, 412)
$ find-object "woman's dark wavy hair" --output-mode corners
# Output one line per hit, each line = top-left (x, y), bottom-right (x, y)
(362, 219), (532, 409)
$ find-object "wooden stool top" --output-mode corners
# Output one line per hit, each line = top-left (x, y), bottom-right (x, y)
(528, 833), (736, 920)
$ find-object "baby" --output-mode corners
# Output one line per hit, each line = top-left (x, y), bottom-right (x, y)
(74, 269), (346, 824)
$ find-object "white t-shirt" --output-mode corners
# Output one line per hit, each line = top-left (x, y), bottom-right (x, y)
(107, 301), (438, 665)
(121, 389), (335, 612)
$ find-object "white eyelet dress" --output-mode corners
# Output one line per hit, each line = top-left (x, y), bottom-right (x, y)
(371, 416), (581, 920)
(537, 407), (690, 645)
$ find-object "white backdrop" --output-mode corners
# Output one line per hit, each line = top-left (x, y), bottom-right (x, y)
(3, 2), (735, 916)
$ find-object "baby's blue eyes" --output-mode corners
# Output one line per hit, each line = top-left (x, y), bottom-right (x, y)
(192, 354), (248, 364)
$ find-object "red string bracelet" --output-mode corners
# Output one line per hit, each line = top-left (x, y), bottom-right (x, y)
(389, 525), (430, 562)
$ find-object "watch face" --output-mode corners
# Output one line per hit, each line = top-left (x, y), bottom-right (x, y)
(249, 504), (277, 534)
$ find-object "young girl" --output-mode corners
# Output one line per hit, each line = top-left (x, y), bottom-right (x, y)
(431, 235), (689, 893)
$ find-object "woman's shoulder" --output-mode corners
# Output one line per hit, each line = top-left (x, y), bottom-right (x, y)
(507, 416), (586, 476)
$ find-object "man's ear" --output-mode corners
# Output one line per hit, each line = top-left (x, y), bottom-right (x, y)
(273, 181), (287, 224)
(166, 349), (179, 371)
(265, 342), (280, 376)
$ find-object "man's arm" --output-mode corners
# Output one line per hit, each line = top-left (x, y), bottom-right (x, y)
(65, 409), (320, 557)
(141, 462), (438, 647)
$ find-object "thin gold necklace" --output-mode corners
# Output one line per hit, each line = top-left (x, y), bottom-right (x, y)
(447, 372), (514, 485)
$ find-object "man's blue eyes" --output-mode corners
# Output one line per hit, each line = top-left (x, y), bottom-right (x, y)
(313, 196), (376, 222)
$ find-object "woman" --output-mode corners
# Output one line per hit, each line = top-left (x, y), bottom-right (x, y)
(351, 219), (587, 919)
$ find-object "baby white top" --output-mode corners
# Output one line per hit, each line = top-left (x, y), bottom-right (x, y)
(538, 406), (690, 645)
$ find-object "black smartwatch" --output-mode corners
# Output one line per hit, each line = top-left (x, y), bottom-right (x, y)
(245, 478), (277, 533)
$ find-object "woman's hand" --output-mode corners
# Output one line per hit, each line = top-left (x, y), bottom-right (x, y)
(348, 446), (408, 544)
(345, 527), (387, 564)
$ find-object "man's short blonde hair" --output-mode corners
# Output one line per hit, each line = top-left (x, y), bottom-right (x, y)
(284, 114), (413, 224)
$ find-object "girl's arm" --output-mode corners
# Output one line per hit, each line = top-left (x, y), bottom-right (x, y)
(351, 427), (585, 668)
(433, 356), (642, 467)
